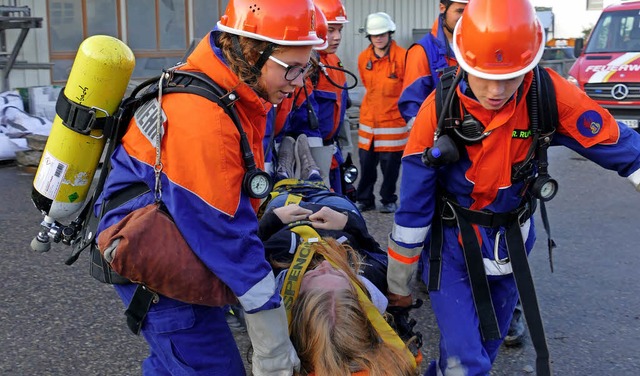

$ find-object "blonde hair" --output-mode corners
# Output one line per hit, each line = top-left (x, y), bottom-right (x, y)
(288, 239), (417, 376)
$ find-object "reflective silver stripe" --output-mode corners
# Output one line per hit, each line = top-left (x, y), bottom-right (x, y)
(372, 126), (408, 135)
(406, 117), (416, 131)
(358, 135), (370, 145)
(388, 235), (422, 258)
(373, 138), (408, 147)
(237, 272), (276, 311)
(359, 123), (373, 133)
(629, 168), (640, 191)
(392, 223), (429, 245)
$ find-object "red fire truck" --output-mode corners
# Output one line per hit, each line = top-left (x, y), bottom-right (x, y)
(568, 1), (640, 132)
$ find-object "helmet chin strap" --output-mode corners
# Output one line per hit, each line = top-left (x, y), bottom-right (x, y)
(369, 33), (392, 55)
(230, 35), (275, 77)
(441, 12), (455, 35)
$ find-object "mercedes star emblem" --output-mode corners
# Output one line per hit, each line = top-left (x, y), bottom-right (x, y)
(611, 83), (629, 100)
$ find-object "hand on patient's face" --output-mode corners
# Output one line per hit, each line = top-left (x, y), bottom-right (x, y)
(309, 207), (348, 230)
(273, 204), (313, 224)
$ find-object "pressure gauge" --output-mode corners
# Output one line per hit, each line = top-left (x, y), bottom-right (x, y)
(531, 176), (558, 202)
(245, 170), (272, 199)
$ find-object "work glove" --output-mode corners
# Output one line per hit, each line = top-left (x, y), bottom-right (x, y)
(244, 304), (300, 376)
(387, 297), (424, 362)
(387, 233), (422, 297)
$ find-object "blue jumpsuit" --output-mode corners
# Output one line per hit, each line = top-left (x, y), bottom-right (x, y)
(388, 68), (640, 375)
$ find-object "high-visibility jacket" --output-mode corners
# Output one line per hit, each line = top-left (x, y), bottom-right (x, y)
(357, 40), (408, 153)
(96, 31), (281, 313)
(398, 16), (457, 123)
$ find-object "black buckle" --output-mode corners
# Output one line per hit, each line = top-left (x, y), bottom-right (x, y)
(55, 89), (108, 134)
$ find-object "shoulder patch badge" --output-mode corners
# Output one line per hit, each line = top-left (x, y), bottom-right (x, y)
(576, 110), (602, 138)
(134, 98), (167, 145)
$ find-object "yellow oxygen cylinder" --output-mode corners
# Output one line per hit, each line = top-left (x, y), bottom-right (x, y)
(31, 35), (135, 223)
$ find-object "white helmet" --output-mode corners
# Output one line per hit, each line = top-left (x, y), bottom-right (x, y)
(365, 12), (396, 36)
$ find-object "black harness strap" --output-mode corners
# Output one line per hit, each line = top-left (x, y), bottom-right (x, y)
(125, 285), (158, 335)
(87, 182), (150, 285)
(427, 199), (445, 292)
(431, 195), (552, 374)
(455, 211), (501, 340)
(443, 197), (532, 341)
(504, 219), (552, 376)
(55, 91), (108, 134)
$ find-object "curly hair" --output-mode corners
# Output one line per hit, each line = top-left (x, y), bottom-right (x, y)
(216, 33), (283, 98)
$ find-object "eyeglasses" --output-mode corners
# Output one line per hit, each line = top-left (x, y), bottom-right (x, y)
(266, 54), (312, 81)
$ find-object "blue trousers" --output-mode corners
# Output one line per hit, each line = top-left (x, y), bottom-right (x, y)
(115, 284), (246, 376)
(421, 240), (519, 375)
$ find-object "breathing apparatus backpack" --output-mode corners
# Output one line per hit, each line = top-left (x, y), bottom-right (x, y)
(30, 36), (135, 254)
(423, 64), (560, 271)
(32, 66), (267, 287)
(425, 65), (559, 202)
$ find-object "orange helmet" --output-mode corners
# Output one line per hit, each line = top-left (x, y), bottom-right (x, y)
(217, 0), (324, 46)
(452, 0), (544, 80)
(313, 4), (329, 50)
(314, 0), (349, 24)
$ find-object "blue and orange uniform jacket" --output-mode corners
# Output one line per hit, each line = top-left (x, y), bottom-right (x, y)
(279, 77), (324, 147)
(95, 30), (281, 313)
(317, 52), (349, 192)
(316, 51), (348, 143)
(398, 16), (457, 123)
(387, 68), (640, 296)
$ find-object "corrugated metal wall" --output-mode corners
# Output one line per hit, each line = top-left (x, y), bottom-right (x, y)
(338, 0), (439, 83)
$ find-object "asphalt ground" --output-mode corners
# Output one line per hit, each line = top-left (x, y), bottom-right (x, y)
(1, 138), (639, 375)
